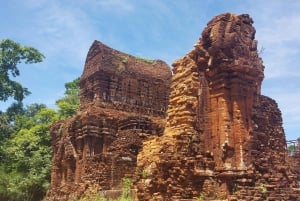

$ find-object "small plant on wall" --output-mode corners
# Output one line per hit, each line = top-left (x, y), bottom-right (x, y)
(135, 56), (156, 64)
(197, 192), (206, 201)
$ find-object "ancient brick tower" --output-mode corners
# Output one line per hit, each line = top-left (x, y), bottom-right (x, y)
(137, 13), (300, 200)
(45, 41), (172, 200)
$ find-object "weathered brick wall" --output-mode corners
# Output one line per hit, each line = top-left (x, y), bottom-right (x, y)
(46, 13), (300, 201)
(80, 41), (170, 117)
(136, 13), (300, 200)
(45, 41), (171, 201)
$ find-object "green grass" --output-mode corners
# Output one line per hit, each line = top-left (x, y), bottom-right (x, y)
(135, 56), (156, 64)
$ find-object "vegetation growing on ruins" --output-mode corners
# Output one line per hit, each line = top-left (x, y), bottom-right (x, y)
(135, 56), (155, 64)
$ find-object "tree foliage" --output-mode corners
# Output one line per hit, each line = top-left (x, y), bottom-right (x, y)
(0, 39), (45, 102)
(0, 112), (12, 141)
(0, 75), (80, 200)
(288, 144), (296, 156)
(0, 38), (79, 200)
(56, 77), (80, 118)
(5, 101), (25, 122)
(0, 104), (58, 201)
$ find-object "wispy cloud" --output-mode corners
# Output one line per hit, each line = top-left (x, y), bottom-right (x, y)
(263, 15), (300, 43)
(9, 0), (102, 72)
(250, 2), (300, 79)
(1, 0), (299, 140)
(0, 0), (102, 110)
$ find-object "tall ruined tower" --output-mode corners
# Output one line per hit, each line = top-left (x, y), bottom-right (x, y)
(199, 13), (264, 170)
(137, 13), (299, 200)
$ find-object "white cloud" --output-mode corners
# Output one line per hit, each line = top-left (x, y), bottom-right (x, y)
(1, 0), (300, 141)
(10, 0), (101, 72)
(233, 1), (300, 139)
(270, 15), (300, 43)
(252, 3), (300, 79)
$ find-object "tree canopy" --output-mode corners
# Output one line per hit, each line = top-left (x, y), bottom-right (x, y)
(0, 39), (81, 200)
(56, 77), (80, 118)
(0, 39), (45, 102)
(0, 106), (58, 201)
(0, 76), (80, 201)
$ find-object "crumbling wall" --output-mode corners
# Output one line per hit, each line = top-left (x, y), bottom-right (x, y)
(46, 13), (300, 201)
(45, 41), (171, 201)
(136, 13), (300, 201)
(79, 41), (170, 117)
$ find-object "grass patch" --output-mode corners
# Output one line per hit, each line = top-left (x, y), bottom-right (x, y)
(135, 56), (156, 64)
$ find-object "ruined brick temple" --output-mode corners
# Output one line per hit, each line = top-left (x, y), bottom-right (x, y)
(45, 40), (172, 200)
(46, 13), (300, 200)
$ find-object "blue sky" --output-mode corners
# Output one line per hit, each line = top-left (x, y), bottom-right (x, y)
(1, 0), (300, 140)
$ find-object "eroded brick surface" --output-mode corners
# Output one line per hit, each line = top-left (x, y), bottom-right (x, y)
(136, 13), (300, 201)
(45, 41), (171, 200)
(46, 13), (300, 201)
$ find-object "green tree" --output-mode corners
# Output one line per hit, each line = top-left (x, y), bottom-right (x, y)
(288, 144), (296, 156)
(0, 105), (58, 201)
(0, 112), (12, 141)
(5, 101), (25, 122)
(0, 39), (44, 102)
(56, 77), (80, 118)
(0, 112), (13, 161)
(0, 75), (79, 200)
